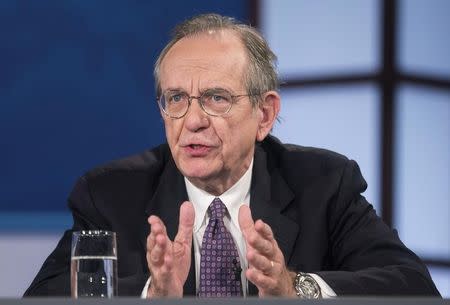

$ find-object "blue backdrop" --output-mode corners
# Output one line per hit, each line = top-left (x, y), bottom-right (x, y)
(0, 1), (248, 216)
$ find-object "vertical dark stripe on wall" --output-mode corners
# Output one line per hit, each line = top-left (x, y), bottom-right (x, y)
(380, 0), (397, 228)
(249, 0), (260, 27)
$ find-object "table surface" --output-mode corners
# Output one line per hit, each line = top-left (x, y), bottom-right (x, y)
(1, 297), (447, 305)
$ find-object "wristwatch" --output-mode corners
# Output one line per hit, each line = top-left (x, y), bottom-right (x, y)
(293, 272), (322, 299)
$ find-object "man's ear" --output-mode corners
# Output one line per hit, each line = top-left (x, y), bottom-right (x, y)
(256, 91), (281, 142)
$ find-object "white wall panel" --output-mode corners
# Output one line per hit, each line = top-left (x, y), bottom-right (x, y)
(427, 266), (450, 297)
(0, 233), (61, 297)
(273, 85), (381, 213)
(398, 0), (450, 77)
(261, 0), (379, 78)
(394, 86), (450, 259)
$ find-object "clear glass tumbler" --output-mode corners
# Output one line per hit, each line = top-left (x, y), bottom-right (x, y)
(71, 230), (118, 298)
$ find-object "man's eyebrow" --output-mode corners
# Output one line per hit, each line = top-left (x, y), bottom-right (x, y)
(200, 87), (234, 94)
(163, 87), (234, 95)
(163, 87), (186, 93)
(203, 87), (228, 91)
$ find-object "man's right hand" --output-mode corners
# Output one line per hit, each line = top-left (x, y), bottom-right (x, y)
(146, 201), (195, 298)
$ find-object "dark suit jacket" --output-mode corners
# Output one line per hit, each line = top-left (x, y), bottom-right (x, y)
(24, 135), (440, 297)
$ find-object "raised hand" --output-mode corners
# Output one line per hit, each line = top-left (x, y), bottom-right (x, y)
(146, 201), (195, 297)
(238, 205), (296, 297)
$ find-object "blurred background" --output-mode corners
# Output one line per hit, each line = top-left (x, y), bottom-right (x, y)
(0, 0), (448, 297)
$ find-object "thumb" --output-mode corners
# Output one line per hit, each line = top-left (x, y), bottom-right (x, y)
(238, 204), (255, 237)
(175, 201), (195, 245)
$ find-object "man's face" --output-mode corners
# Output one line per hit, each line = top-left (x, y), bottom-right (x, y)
(159, 30), (267, 194)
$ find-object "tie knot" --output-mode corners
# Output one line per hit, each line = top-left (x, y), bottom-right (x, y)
(209, 198), (227, 220)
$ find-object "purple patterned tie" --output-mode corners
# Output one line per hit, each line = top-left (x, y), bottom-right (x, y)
(198, 198), (243, 297)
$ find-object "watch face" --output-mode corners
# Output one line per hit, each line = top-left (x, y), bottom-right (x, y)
(296, 274), (321, 299)
(299, 277), (318, 298)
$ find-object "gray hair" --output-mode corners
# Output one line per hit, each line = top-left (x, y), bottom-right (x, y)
(154, 13), (279, 106)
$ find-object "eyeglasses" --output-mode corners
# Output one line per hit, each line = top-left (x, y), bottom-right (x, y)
(157, 88), (257, 119)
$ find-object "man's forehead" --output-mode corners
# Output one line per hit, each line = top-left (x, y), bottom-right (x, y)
(159, 30), (248, 90)
(161, 30), (247, 67)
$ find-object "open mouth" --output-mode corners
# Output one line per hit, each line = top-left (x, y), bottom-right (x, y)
(189, 144), (206, 149)
(184, 144), (211, 156)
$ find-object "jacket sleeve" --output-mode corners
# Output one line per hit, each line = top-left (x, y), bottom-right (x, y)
(23, 176), (108, 297)
(317, 160), (440, 296)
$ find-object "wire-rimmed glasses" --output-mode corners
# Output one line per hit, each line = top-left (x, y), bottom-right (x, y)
(157, 88), (256, 119)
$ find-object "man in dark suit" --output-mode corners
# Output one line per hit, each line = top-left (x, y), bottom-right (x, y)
(25, 13), (439, 298)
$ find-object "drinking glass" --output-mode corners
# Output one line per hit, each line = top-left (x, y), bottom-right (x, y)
(71, 230), (118, 298)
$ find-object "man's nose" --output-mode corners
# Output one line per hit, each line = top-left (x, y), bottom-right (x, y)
(183, 97), (209, 131)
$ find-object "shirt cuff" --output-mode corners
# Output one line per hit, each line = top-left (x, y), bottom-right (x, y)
(141, 276), (151, 299)
(309, 273), (337, 298)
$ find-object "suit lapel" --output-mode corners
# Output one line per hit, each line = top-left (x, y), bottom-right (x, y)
(139, 157), (196, 296)
(248, 144), (299, 296)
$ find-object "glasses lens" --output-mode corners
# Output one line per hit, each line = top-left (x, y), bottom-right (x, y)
(201, 89), (233, 115)
(160, 92), (188, 118)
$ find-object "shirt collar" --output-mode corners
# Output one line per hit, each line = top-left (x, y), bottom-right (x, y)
(185, 158), (253, 233)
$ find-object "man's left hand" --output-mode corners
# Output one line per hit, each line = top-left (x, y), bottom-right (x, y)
(238, 205), (296, 297)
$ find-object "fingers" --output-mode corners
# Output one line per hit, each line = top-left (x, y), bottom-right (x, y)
(239, 205), (276, 258)
(147, 215), (167, 251)
(174, 201), (195, 245)
(239, 205), (272, 255)
(145, 204), (194, 297)
(246, 267), (277, 292)
(238, 205), (279, 269)
(238, 204), (254, 237)
(255, 219), (275, 241)
(247, 248), (280, 275)
(248, 223), (275, 256)
(247, 265), (294, 297)
(238, 205), (293, 296)
(152, 235), (169, 264)
(246, 236), (293, 297)
(148, 215), (168, 240)
(147, 215), (170, 267)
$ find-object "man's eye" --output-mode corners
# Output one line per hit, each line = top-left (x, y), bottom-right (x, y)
(212, 95), (225, 102)
(208, 93), (231, 103)
(169, 94), (184, 103)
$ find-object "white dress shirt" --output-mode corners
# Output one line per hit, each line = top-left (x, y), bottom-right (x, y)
(142, 158), (336, 298)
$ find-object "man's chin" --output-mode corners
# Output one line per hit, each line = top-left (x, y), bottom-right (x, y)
(183, 169), (214, 181)
(179, 162), (216, 180)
